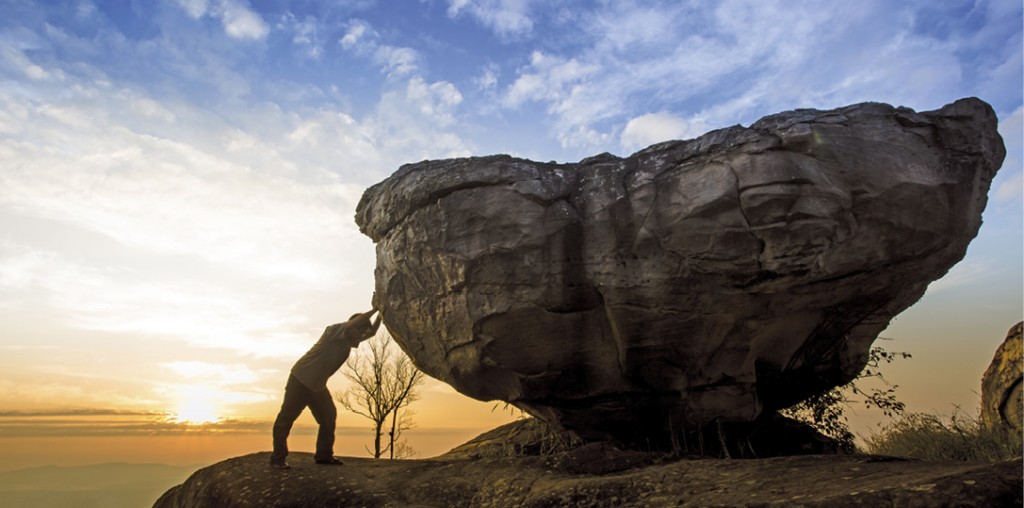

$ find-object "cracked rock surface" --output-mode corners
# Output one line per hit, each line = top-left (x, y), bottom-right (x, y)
(355, 98), (1005, 446)
(153, 450), (1023, 508)
(982, 322), (1023, 432)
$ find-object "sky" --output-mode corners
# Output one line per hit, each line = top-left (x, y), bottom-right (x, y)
(0, 0), (1021, 470)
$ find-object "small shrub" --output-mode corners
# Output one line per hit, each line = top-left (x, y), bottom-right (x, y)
(863, 410), (1023, 461)
(467, 414), (584, 458)
(782, 342), (910, 451)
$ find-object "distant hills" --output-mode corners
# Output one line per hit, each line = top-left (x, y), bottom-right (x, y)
(0, 462), (198, 508)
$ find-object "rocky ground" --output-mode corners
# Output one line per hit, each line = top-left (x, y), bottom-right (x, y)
(155, 447), (1022, 507)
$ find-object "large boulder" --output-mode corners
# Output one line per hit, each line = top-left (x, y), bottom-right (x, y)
(981, 322), (1023, 432)
(356, 98), (1005, 447)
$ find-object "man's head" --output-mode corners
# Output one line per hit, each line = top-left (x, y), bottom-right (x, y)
(343, 309), (381, 347)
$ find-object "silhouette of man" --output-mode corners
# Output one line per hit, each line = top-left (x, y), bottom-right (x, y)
(270, 309), (382, 469)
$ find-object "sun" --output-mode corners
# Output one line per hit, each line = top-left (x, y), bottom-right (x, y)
(171, 394), (223, 425)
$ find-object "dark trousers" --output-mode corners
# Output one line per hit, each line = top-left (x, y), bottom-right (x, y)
(271, 374), (337, 463)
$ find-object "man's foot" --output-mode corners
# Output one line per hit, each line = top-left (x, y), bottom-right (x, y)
(270, 460), (291, 470)
(314, 456), (344, 465)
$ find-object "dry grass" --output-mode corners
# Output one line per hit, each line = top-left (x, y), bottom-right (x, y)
(863, 411), (1022, 461)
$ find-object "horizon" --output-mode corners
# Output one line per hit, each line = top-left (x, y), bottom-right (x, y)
(0, 0), (1021, 473)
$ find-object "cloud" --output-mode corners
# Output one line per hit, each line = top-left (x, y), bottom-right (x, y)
(925, 261), (991, 294)
(130, 96), (177, 122)
(0, 408), (385, 437)
(447, 0), (536, 39)
(339, 19), (421, 77)
(0, 245), (59, 291)
(0, 242), (315, 357)
(0, 409), (165, 418)
(375, 46), (420, 77)
(369, 77), (470, 161)
(174, 0), (269, 40)
(474, 64), (499, 90)
(220, 0), (269, 39)
(161, 361), (264, 386)
(0, 44), (65, 82)
(503, 51), (599, 108)
(494, 1), (1008, 154)
(0, 408), (268, 436)
(175, 0), (210, 18)
(586, 1), (687, 53)
(994, 106), (1023, 204)
(620, 112), (691, 153)
(0, 378), (158, 409)
(0, 77), (382, 358)
(996, 171), (1024, 203)
(405, 76), (463, 125)
(279, 13), (326, 59)
(0, 19), (476, 367)
(0, 80), (371, 284)
(340, 19), (369, 48)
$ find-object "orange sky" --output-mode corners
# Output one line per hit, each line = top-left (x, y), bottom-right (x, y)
(0, 292), (1020, 473)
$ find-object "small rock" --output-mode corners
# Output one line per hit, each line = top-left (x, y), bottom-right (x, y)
(981, 322), (1023, 431)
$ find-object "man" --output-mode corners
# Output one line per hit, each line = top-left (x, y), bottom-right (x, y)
(270, 308), (382, 470)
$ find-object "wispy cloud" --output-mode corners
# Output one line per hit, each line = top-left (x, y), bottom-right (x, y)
(161, 361), (263, 384)
(339, 18), (421, 77)
(447, 0), (538, 40)
(995, 106), (1023, 204)
(0, 408), (381, 437)
(925, 261), (992, 294)
(0, 10), (476, 372)
(474, 63), (499, 91)
(0, 409), (259, 436)
(0, 44), (64, 82)
(219, 0), (270, 39)
(0, 243), (313, 356)
(0, 74), (374, 358)
(0, 379), (159, 409)
(493, 0), (1013, 155)
(278, 13), (328, 59)
(174, 0), (269, 40)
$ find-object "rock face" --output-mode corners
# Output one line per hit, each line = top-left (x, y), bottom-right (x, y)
(356, 98), (1005, 446)
(153, 450), (1023, 508)
(982, 322), (1023, 432)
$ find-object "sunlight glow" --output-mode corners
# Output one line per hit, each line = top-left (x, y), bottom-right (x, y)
(170, 389), (223, 425)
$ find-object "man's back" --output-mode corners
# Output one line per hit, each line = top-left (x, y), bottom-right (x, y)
(291, 323), (351, 391)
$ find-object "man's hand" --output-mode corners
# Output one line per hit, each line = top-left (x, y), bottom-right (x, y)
(369, 312), (382, 335)
(344, 309), (380, 345)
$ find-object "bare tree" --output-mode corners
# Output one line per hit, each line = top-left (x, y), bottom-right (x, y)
(336, 330), (424, 459)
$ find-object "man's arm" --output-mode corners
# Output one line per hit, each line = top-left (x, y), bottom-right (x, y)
(340, 309), (380, 345)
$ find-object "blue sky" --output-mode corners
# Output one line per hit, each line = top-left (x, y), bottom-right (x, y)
(0, 0), (1021, 465)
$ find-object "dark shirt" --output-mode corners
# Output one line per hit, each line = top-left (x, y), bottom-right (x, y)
(290, 323), (353, 391)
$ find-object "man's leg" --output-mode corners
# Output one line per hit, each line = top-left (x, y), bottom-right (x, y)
(271, 375), (310, 466)
(307, 388), (338, 463)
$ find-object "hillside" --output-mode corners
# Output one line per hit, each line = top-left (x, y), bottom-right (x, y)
(0, 462), (197, 508)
